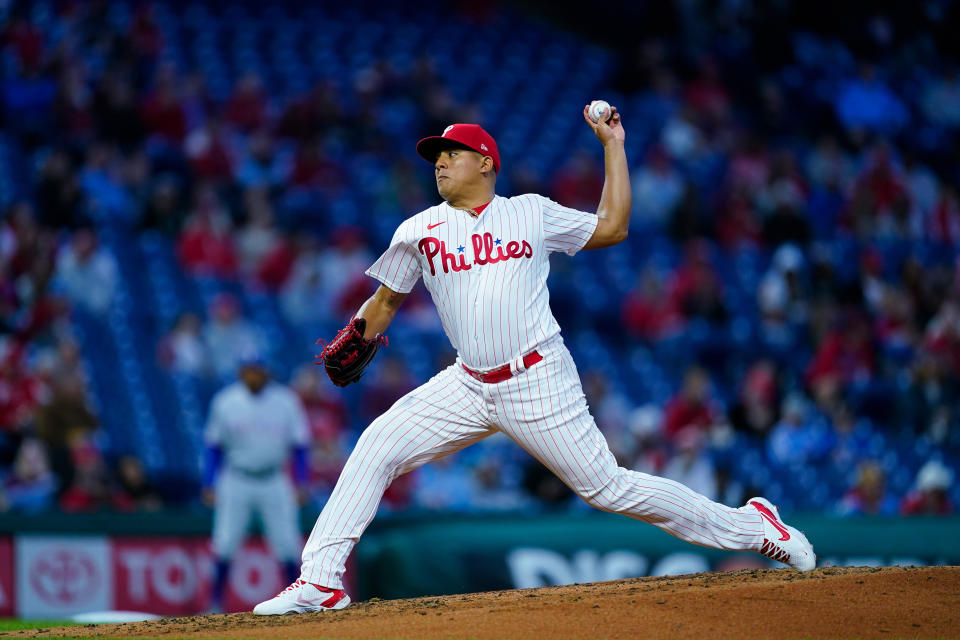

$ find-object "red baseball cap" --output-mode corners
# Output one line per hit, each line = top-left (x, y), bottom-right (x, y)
(416, 124), (500, 173)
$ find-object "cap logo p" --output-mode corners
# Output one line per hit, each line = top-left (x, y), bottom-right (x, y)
(443, 125), (455, 136)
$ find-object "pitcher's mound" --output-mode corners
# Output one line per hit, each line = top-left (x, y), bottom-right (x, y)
(7, 566), (959, 640)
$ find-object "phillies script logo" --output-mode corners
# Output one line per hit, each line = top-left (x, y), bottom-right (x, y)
(30, 550), (100, 605)
(418, 232), (533, 275)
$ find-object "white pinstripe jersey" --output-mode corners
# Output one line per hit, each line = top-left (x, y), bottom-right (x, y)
(365, 193), (599, 370)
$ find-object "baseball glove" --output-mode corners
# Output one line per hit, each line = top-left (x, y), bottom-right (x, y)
(315, 317), (388, 387)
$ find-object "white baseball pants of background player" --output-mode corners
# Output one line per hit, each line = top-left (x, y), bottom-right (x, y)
(212, 468), (302, 564)
(299, 342), (766, 588)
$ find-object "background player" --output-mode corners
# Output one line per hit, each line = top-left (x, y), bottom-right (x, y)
(253, 104), (815, 615)
(203, 355), (310, 612)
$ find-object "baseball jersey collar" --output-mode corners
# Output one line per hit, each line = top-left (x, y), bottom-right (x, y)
(446, 195), (497, 219)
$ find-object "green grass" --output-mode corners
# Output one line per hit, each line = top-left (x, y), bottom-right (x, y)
(0, 619), (77, 631)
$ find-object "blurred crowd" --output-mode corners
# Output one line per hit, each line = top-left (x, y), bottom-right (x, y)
(0, 0), (957, 518)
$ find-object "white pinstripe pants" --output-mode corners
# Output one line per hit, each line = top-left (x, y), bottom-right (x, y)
(300, 347), (764, 589)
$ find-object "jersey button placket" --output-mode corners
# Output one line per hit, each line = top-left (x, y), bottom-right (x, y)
(469, 213), (484, 344)
(472, 275), (481, 344)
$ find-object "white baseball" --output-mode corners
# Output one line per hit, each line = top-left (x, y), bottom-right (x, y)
(588, 99), (611, 123)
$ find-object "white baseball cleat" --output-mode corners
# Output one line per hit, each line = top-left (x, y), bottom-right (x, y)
(745, 497), (816, 572)
(252, 579), (351, 615)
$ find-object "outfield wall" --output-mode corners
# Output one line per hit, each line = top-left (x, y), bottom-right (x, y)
(0, 512), (957, 618)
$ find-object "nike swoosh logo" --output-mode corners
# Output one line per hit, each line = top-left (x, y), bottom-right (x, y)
(427, 222), (445, 230)
(751, 500), (790, 541)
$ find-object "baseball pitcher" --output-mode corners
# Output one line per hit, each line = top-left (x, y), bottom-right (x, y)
(253, 104), (815, 614)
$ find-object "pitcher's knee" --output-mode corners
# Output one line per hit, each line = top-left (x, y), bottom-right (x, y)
(348, 427), (403, 477)
(577, 478), (626, 513)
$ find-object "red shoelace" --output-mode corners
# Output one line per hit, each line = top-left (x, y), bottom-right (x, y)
(277, 579), (307, 596)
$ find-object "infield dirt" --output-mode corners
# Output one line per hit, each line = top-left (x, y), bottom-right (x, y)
(2, 566), (958, 640)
